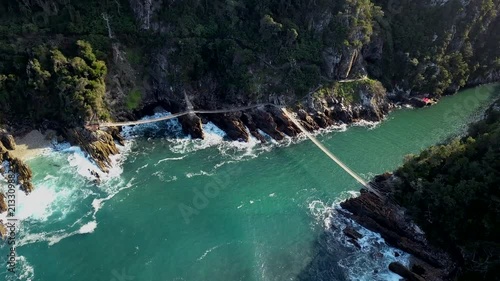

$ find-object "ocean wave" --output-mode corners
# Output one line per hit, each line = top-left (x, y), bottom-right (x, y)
(16, 255), (35, 281)
(185, 170), (213, 178)
(307, 197), (410, 281)
(62, 139), (132, 182)
(78, 221), (97, 234)
(121, 111), (184, 139)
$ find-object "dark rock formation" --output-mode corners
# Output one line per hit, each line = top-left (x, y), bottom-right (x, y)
(270, 108), (300, 137)
(208, 113), (249, 142)
(240, 113), (266, 143)
(297, 109), (320, 132)
(339, 174), (455, 281)
(0, 193), (7, 213)
(250, 109), (285, 140)
(9, 157), (34, 194)
(0, 134), (16, 150)
(343, 226), (363, 240)
(65, 128), (120, 173)
(0, 223), (5, 240)
(0, 133), (35, 194)
(0, 142), (7, 160)
(107, 126), (125, 146)
(389, 262), (426, 281)
(179, 114), (204, 139)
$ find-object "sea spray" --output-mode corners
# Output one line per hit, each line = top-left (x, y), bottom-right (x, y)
(307, 197), (410, 281)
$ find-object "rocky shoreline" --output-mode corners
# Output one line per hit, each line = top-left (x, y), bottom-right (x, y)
(0, 84), (442, 240)
(338, 173), (457, 281)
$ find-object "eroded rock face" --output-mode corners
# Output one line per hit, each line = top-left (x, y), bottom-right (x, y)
(66, 128), (120, 173)
(250, 109), (285, 141)
(9, 157), (34, 194)
(297, 109), (320, 132)
(208, 113), (249, 142)
(339, 175), (455, 281)
(270, 108), (300, 137)
(1, 134), (16, 150)
(240, 113), (266, 143)
(0, 223), (6, 240)
(179, 114), (204, 139)
(389, 262), (426, 281)
(107, 126), (126, 146)
(0, 142), (8, 161)
(0, 193), (7, 213)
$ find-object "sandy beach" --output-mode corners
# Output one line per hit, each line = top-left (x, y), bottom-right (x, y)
(9, 130), (53, 161)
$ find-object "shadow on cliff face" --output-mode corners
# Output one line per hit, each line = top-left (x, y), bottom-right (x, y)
(296, 231), (351, 281)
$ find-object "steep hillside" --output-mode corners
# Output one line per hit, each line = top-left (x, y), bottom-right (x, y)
(0, 0), (498, 172)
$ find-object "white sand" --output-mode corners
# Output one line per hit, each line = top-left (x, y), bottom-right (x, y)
(8, 130), (53, 161)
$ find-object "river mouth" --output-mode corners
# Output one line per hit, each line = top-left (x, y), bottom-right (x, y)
(1, 84), (498, 280)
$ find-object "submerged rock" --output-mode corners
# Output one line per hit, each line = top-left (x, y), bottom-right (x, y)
(389, 262), (426, 281)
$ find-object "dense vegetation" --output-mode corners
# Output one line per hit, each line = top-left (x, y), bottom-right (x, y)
(392, 99), (500, 280)
(158, 0), (381, 100)
(0, 0), (498, 127)
(371, 0), (500, 95)
(0, 41), (108, 126)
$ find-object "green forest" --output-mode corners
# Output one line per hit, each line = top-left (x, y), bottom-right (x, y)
(0, 0), (498, 127)
(392, 100), (500, 280)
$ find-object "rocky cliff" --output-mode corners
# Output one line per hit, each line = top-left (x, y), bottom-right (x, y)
(340, 174), (456, 281)
(340, 99), (500, 281)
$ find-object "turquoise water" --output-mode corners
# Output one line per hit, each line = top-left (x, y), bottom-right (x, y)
(1, 84), (498, 281)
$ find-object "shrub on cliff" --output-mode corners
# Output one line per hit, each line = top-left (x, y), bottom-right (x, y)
(0, 41), (109, 126)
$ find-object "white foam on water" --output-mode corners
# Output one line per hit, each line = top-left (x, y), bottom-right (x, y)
(307, 197), (410, 281)
(353, 119), (381, 129)
(78, 221), (97, 234)
(155, 156), (186, 166)
(16, 255), (35, 281)
(185, 170), (213, 178)
(197, 244), (222, 261)
(121, 111), (184, 139)
(135, 163), (149, 173)
(16, 184), (58, 221)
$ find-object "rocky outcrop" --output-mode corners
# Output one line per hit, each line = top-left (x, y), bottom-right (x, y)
(107, 126), (126, 146)
(240, 113), (267, 143)
(249, 109), (286, 140)
(0, 134), (16, 150)
(339, 174), (456, 281)
(0, 223), (5, 240)
(208, 113), (249, 142)
(0, 141), (8, 160)
(179, 114), (204, 139)
(389, 262), (426, 281)
(65, 128), (121, 173)
(9, 157), (34, 194)
(0, 193), (7, 213)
